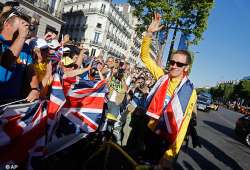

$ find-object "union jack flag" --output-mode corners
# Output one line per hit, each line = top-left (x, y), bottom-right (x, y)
(61, 76), (108, 133)
(146, 75), (196, 144)
(0, 73), (108, 168)
(47, 73), (66, 140)
(0, 101), (47, 169)
(50, 46), (64, 62)
(48, 73), (108, 138)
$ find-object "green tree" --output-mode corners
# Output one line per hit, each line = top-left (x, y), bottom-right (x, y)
(210, 85), (224, 102)
(234, 80), (250, 105)
(128, 0), (214, 65)
(223, 83), (234, 101)
(196, 87), (208, 94)
(210, 87), (219, 100)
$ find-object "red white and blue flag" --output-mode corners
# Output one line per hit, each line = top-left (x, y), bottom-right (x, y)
(47, 73), (66, 140)
(0, 101), (47, 169)
(146, 75), (195, 143)
(47, 73), (108, 136)
(61, 76), (108, 133)
(50, 47), (63, 62)
(0, 73), (108, 168)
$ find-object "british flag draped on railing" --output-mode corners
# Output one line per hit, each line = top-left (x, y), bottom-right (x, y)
(0, 72), (108, 168)
(0, 101), (47, 169)
(60, 76), (108, 133)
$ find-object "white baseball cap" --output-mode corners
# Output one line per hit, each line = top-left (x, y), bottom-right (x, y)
(29, 38), (48, 49)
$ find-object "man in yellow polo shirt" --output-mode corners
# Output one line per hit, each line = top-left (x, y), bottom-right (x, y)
(139, 13), (197, 170)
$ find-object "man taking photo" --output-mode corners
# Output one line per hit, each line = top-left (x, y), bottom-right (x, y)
(0, 10), (40, 104)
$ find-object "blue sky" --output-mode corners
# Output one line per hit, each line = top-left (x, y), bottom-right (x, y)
(113, 0), (250, 87)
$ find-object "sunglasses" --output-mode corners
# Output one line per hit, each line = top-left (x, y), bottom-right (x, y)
(169, 60), (188, 67)
(4, 11), (21, 25)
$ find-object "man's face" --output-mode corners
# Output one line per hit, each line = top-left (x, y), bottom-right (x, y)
(5, 16), (20, 34)
(9, 17), (29, 39)
(112, 67), (118, 74)
(97, 62), (104, 70)
(136, 78), (145, 88)
(168, 53), (189, 79)
(107, 58), (114, 68)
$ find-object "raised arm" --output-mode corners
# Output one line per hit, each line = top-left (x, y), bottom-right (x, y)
(141, 13), (165, 80)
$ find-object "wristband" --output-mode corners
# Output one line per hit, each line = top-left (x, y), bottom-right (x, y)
(31, 87), (40, 92)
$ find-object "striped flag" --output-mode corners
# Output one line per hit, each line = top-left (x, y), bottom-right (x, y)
(47, 73), (66, 140)
(146, 75), (195, 144)
(50, 47), (63, 62)
(61, 77), (108, 133)
(47, 73), (108, 138)
(0, 101), (47, 169)
(0, 73), (108, 168)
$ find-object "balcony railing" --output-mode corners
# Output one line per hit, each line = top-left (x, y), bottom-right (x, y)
(26, 0), (60, 17)
(81, 8), (109, 16)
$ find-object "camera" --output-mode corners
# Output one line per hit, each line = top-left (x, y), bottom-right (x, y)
(10, 10), (36, 32)
(29, 24), (36, 32)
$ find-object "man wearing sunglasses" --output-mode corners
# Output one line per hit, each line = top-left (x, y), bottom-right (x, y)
(139, 13), (197, 170)
(0, 10), (40, 103)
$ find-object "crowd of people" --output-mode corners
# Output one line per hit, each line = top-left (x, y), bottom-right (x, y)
(0, 3), (199, 170)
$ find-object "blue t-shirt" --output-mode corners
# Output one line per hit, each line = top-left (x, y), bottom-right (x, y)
(0, 35), (33, 82)
(0, 35), (33, 102)
(0, 35), (33, 65)
(0, 64), (26, 102)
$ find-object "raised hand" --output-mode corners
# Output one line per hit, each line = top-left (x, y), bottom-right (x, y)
(44, 32), (56, 41)
(147, 13), (164, 34)
(18, 19), (29, 39)
(1, 5), (12, 14)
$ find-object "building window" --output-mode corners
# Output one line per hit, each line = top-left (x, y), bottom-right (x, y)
(91, 48), (96, 57)
(101, 4), (106, 13)
(93, 32), (100, 43)
(97, 23), (102, 28)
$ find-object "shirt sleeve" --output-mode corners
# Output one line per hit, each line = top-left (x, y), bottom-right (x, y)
(141, 36), (164, 80)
